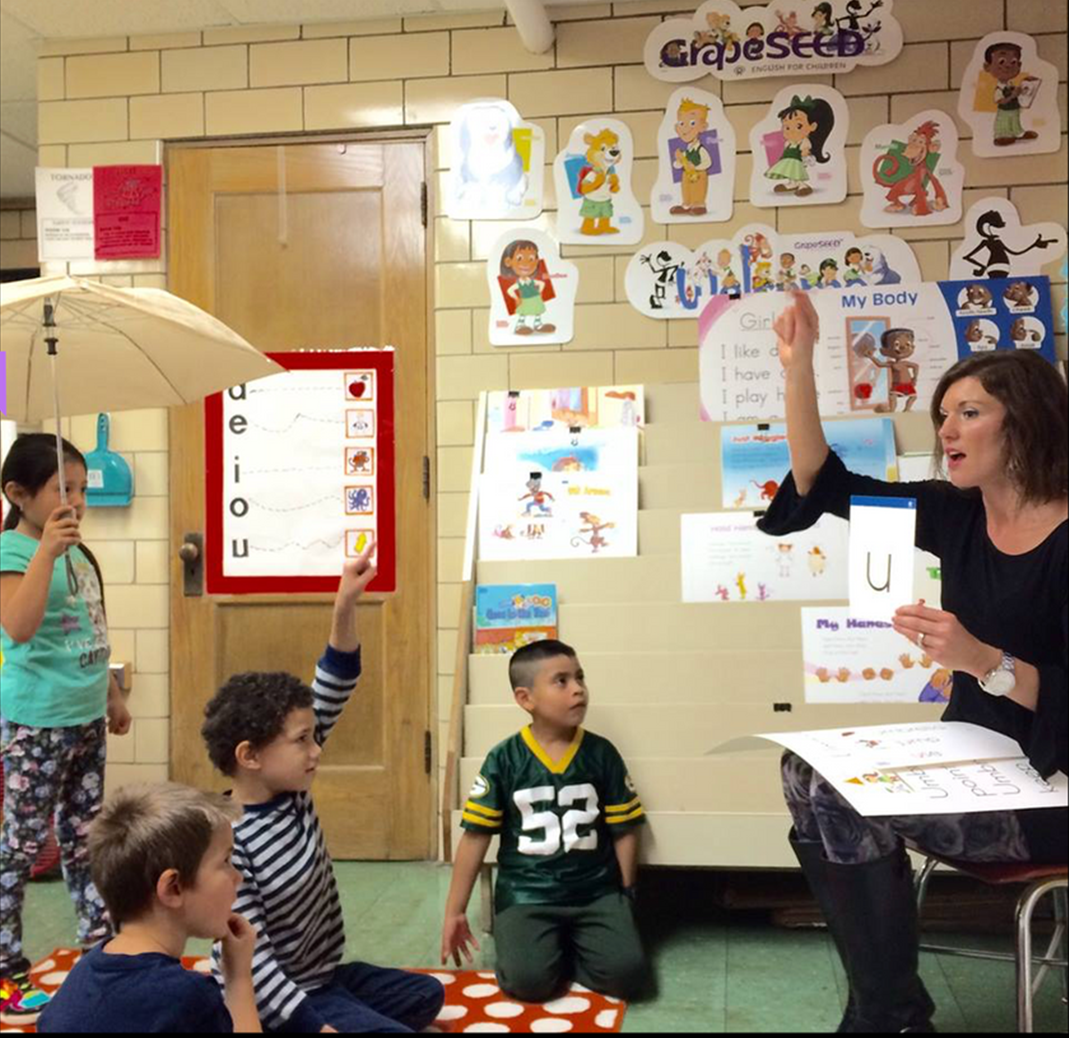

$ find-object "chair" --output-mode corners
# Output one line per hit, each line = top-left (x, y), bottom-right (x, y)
(914, 855), (1067, 1032)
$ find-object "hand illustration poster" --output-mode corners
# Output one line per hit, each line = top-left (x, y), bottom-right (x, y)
(719, 417), (896, 510)
(553, 119), (644, 245)
(487, 386), (644, 434)
(748, 85), (849, 208)
(205, 350), (395, 594)
(957, 32), (1061, 158)
(681, 512), (850, 604)
(447, 99), (545, 221)
(479, 427), (638, 562)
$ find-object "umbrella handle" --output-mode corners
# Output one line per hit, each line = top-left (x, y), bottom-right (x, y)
(97, 413), (110, 452)
(44, 300), (78, 600)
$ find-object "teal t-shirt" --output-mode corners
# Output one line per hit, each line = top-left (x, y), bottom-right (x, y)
(0, 530), (110, 728)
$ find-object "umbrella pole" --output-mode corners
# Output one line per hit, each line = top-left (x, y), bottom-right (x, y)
(44, 300), (78, 599)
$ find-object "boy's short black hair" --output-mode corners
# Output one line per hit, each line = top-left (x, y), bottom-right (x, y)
(984, 41), (1022, 64)
(881, 327), (914, 351)
(509, 639), (578, 692)
(202, 672), (315, 775)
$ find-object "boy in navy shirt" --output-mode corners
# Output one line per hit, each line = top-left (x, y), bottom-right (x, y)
(38, 782), (261, 1033)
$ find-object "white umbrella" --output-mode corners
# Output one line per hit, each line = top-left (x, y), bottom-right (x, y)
(0, 274), (284, 593)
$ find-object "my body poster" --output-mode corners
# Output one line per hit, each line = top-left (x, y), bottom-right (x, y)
(681, 513), (849, 603)
(720, 417), (896, 510)
(699, 276), (1056, 422)
(479, 427), (638, 562)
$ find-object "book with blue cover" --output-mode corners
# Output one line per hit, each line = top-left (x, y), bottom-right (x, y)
(474, 584), (559, 655)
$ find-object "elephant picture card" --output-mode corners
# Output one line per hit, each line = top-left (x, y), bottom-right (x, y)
(957, 32), (1061, 158)
(859, 110), (964, 228)
(652, 87), (737, 225)
(447, 98), (545, 221)
(748, 85), (849, 208)
(553, 118), (645, 246)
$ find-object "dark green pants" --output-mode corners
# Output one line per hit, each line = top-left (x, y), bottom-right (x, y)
(494, 893), (647, 1003)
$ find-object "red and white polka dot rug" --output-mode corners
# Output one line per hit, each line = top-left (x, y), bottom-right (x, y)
(11, 951), (628, 1033)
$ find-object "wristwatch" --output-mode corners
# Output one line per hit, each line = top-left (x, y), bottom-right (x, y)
(979, 652), (1016, 697)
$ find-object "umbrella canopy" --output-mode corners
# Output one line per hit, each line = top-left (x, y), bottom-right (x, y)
(0, 275), (283, 423)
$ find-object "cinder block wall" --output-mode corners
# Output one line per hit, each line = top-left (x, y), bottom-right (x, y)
(29, 0), (1069, 817)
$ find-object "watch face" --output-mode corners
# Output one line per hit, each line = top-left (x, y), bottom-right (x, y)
(983, 668), (1016, 696)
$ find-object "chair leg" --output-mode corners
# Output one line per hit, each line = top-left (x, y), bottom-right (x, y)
(1015, 878), (1068, 1033)
(915, 856), (938, 915)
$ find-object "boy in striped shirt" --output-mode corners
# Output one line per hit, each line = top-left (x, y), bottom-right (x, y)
(441, 640), (648, 1003)
(201, 549), (444, 1033)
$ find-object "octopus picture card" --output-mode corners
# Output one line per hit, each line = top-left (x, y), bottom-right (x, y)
(748, 86), (849, 208)
(957, 32), (1061, 159)
(859, 110), (964, 229)
(487, 229), (578, 347)
(447, 99), (545, 221)
(553, 118), (644, 246)
(950, 198), (1067, 280)
(644, 0), (903, 84)
(651, 87), (737, 225)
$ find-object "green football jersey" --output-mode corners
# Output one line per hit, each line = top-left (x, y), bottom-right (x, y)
(461, 726), (645, 913)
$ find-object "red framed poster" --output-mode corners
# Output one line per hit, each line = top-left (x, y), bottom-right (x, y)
(205, 350), (396, 594)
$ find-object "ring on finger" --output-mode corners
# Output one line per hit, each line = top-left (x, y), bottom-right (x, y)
(918, 632), (926, 649)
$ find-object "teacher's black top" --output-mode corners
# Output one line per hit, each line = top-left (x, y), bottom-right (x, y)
(758, 450), (1068, 863)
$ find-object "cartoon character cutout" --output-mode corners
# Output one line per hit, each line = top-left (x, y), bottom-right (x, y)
(860, 110), (964, 228)
(488, 228), (579, 347)
(652, 87), (736, 224)
(950, 198), (1067, 280)
(856, 327), (920, 413)
(571, 512), (616, 554)
(553, 119), (644, 245)
(750, 85), (848, 207)
(447, 98), (545, 220)
(958, 32), (1061, 158)
(519, 472), (554, 517)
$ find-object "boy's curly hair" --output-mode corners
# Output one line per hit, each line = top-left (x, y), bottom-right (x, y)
(202, 671), (315, 776)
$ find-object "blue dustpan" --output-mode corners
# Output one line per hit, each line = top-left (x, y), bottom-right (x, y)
(85, 413), (133, 507)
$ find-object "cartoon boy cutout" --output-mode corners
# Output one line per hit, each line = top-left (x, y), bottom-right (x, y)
(861, 328), (920, 412)
(984, 41), (1040, 147)
(777, 252), (799, 290)
(714, 247), (740, 293)
(671, 99), (714, 216)
(519, 473), (555, 516)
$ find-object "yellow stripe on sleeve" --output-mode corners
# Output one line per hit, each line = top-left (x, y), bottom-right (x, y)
(462, 812), (502, 829)
(464, 801), (503, 819)
(605, 797), (642, 815)
(605, 806), (645, 825)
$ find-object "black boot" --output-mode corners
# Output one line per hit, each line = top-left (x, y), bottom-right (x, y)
(789, 829), (858, 1032)
(822, 844), (936, 1033)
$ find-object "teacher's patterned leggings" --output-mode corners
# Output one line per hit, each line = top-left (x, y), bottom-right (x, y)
(781, 750), (1032, 865)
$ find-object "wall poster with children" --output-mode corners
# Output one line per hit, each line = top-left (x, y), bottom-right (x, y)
(699, 276), (1057, 423)
(478, 427), (638, 562)
(487, 229), (579, 346)
(205, 349), (395, 593)
(957, 32), (1061, 159)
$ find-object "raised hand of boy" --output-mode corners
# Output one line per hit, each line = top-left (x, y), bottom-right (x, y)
(330, 543), (377, 653)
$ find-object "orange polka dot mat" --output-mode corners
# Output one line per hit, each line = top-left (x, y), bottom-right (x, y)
(12, 951), (628, 1033)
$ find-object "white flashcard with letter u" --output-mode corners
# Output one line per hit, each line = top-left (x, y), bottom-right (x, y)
(848, 496), (916, 623)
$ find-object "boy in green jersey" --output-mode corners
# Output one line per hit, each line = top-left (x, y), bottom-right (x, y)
(441, 640), (648, 1003)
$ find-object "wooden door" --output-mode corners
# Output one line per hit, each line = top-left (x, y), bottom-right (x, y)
(167, 140), (432, 859)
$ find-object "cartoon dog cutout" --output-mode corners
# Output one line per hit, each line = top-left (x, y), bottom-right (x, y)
(453, 101), (527, 213)
(577, 129), (623, 236)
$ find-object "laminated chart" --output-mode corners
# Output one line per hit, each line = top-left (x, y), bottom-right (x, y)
(205, 350), (395, 594)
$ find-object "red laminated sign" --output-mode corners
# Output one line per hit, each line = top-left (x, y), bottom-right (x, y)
(93, 164), (162, 259)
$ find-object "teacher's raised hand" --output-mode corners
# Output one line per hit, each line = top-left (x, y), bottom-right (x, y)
(773, 290), (819, 372)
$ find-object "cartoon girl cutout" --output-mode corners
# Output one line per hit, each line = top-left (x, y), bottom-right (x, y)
(765, 95), (836, 198)
(501, 240), (556, 336)
(817, 258), (842, 287)
(811, 3), (836, 37)
(843, 246), (867, 285)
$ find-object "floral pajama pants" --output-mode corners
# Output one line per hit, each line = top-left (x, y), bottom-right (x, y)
(1, 719), (110, 977)
(781, 750), (1033, 865)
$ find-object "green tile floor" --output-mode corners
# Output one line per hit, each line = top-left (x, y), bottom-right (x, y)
(21, 865), (1068, 1032)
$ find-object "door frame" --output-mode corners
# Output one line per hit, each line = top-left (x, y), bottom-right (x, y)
(164, 127), (440, 855)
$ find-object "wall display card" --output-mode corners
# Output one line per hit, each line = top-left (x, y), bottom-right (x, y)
(682, 512), (849, 604)
(748, 86), (849, 208)
(720, 417), (896, 510)
(93, 164), (162, 259)
(958, 32), (1061, 159)
(553, 119), (644, 245)
(487, 386), (644, 434)
(644, 0), (902, 83)
(651, 87), (737, 225)
(950, 198), (1066, 280)
(487, 229), (578, 346)
(35, 167), (95, 261)
(848, 496), (916, 623)
(205, 350), (395, 594)
(698, 276), (1056, 423)
(625, 223), (919, 319)
(715, 721), (1068, 816)
(859, 110), (964, 228)
(447, 99), (545, 221)
(474, 584), (558, 655)
(479, 427), (638, 562)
